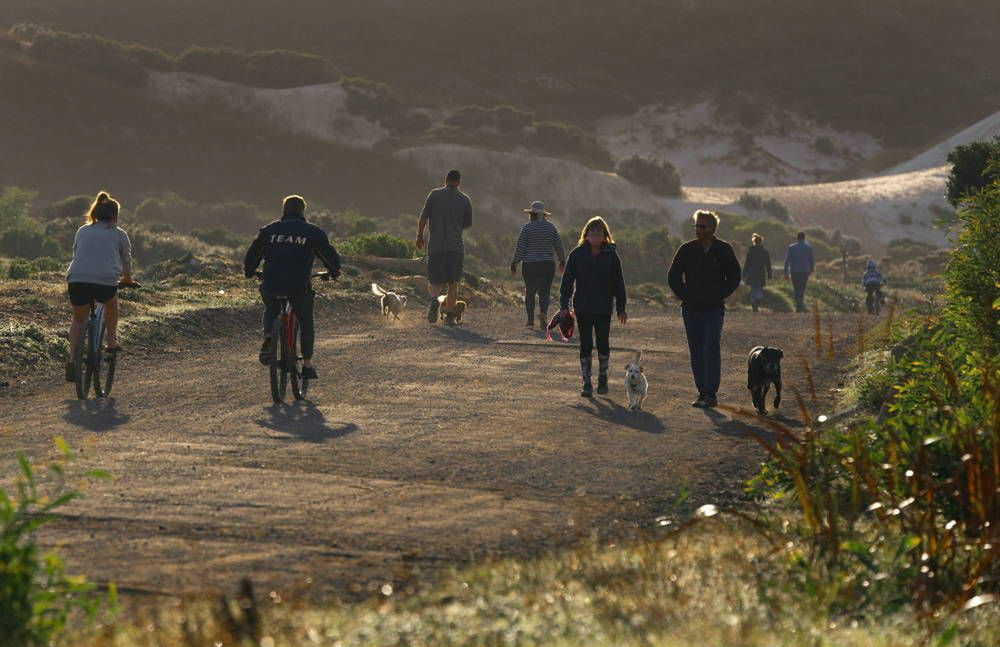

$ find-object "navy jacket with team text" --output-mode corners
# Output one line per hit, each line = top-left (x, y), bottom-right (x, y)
(243, 213), (341, 294)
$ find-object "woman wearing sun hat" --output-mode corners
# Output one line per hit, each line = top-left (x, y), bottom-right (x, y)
(510, 200), (566, 328)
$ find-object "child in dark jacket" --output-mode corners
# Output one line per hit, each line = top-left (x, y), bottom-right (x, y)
(559, 217), (627, 397)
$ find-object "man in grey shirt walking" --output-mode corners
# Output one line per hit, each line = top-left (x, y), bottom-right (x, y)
(783, 231), (815, 313)
(416, 169), (473, 325)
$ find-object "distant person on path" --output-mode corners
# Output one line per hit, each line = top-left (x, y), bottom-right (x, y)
(667, 210), (741, 408)
(559, 217), (627, 398)
(416, 169), (473, 325)
(784, 231), (815, 313)
(510, 200), (566, 328)
(742, 232), (772, 312)
(862, 259), (886, 314)
(244, 195), (341, 380)
(65, 191), (136, 382)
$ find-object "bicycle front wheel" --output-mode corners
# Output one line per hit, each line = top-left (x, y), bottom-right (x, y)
(269, 318), (288, 404)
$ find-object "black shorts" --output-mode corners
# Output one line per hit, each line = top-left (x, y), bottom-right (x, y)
(68, 282), (118, 307)
(427, 251), (464, 285)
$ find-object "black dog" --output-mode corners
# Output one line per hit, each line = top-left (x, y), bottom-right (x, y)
(747, 346), (783, 415)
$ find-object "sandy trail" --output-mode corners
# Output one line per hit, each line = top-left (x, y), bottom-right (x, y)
(0, 304), (855, 600)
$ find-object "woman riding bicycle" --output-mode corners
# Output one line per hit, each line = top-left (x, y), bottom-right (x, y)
(65, 191), (135, 382)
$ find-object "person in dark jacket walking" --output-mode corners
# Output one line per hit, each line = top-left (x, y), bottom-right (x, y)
(667, 210), (742, 408)
(559, 217), (627, 398)
(783, 231), (815, 313)
(510, 200), (566, 329)
(742, 232), (772, 312)
(244, 195), (341, 379)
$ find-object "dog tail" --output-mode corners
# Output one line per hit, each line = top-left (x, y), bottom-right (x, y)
(635, 349), (643, 364)
(371, 283), (386, 297)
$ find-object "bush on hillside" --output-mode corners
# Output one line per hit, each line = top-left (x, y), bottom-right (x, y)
(27, 29), (155, 85)
(129, 228), (210, 266)
(0, 186), (37, 234)
(737, 192), (790, 222)
(190, 227), (243, 248)
(41, 195), (90, 221)
(342, 76), (400, 121)
(614, 228), (681, 283)
(339, 232), (414, 259)
(945, 136), (1000, 208)
(446, 105), (533, 135)
(527, 121), (614, 170)
(312, 210), (379, 237)
(615, 155), (682, 197)
(0, 226), (63, 260)
(134, 194), (265, 234)
(886, 238), (937, 262)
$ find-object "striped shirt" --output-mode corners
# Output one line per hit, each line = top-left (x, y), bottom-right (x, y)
(510, 218), (566, 266)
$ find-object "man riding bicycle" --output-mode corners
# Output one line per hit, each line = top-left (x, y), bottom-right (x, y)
(862, 259), (886, 314)
(243, 195), (341, 380)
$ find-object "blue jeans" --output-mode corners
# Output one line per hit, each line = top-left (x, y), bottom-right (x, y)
(682, 307), (725, 397)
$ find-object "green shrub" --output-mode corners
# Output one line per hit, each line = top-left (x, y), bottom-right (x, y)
(886, 237), (936, 262)
(0, 186), (37, 233)
(339, 232), (415, 259)
(342, 76), (400, 122)
(7, 258), (33, 279)
(245, 49), (334, 87)
(614, 227), (680, 283)
(945, 136), (1000, 207)
(0, 226), (64, 260)
(0, 443), (115, 645)
(945, 171), (1000, 350)
(176, 46), (247, 83)
(129, 228), (209, 265)
(615, 155), (682, 197)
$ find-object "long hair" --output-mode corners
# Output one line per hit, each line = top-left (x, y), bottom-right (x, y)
(577, 216), (615, 246)
(87, 191), (120, 224)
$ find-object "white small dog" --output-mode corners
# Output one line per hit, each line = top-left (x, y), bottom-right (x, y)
(371, 283), (407, 320)
(625, 350), (648, 411)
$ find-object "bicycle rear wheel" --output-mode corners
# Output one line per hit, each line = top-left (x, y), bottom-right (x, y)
(93, 322), (117, 398)
(73, 325), (89, 400)
(290, 319), (309, 401)
(269, 318), (288, 403)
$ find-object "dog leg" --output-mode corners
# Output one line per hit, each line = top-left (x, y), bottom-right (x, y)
(773, 379), (782, 409)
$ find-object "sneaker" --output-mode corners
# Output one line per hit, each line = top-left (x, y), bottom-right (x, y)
(259, 339), (272, 365)
(703, 395), (719, 408)
(691, 395), (707, 408)
(525, 320), (534, 328)
(65, 362), (75, 383)
(581, 381), (594, 398)
(300, 366), (318, 380)
(597, 375), (609, 395)
(427, 298), (440, 323)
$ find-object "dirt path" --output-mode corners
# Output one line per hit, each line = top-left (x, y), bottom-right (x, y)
(0, 303), (855, 600)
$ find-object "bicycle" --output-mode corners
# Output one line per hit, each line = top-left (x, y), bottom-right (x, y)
(865, 282), (886, 316)
(73, 280), (140, 400)
(257, 271), (329, 404)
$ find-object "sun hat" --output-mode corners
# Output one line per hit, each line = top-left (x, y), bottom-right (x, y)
(522, 200), (551, 216)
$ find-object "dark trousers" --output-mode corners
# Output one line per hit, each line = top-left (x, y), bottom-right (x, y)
(682, 306), (724, 397)
(577, 312), (611, 359)
(521, 261), (556, 322)
(262, 290), (316, 359)
(791, 272), (810, 312)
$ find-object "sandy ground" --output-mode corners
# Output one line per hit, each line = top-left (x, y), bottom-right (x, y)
(0, 302), (858, 601)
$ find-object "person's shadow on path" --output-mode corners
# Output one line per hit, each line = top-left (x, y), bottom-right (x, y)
(433, 325), (494, 345)
(256, 401), (358, 443)
(63, 399), (131, 432)
(571, 398), (666, 434)
(701, 407), (799, 445)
